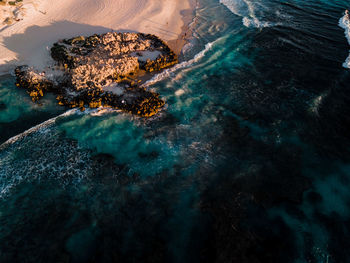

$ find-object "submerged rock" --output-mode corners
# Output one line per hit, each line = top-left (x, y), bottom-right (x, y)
(15, 32), (178, 117)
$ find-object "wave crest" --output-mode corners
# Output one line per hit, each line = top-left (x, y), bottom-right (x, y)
(219, 0), (276, 28)
(339, 11), (350, 69)
(143, 40), (217, 87)
(0, 109), (77, 150)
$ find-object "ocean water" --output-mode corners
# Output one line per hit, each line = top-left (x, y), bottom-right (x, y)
(1, 0), (350, 262)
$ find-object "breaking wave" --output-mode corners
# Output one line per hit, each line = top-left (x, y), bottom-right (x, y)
(143, 39), (218, 88)
(339, 11), (350, 68)
(0, 109), (91, 198)
(219, 0), (277, 28)
(0, 109), (77, 150)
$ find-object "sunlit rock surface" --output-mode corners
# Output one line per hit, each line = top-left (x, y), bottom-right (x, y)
(15, 32), (178, 117)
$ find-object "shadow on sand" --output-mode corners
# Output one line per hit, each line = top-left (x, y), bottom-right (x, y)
(1, 20), (137, 72)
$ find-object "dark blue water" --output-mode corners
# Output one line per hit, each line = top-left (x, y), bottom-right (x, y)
(1, 0), (350, 262)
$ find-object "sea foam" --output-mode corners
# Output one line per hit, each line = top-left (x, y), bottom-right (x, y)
(219, 0), (275, 28)
(0, 109), (89, 198)
(339, 12), (350, 69)
(143, 40), (217, 88)
(0, 109), (77, 150)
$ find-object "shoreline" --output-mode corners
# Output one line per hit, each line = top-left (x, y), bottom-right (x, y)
(0, 0), (195, 75)
(167, 0), (198, 56)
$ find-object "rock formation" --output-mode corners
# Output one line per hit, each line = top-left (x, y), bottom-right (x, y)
(15, 32), (178, 117)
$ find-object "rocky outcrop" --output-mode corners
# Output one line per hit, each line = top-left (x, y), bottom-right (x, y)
(15, 32), (178, 117)
(15, 66), (54, 102)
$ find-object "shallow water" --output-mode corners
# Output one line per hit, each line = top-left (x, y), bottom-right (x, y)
(1, 0), (350, 262)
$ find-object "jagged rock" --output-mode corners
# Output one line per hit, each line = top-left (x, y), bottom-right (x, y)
(15, 66), (54, 102)
(50, 32), (177, 90)
(15, 32), (178, 117)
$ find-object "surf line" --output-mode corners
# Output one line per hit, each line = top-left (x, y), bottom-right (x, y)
(142, 38), (221, 88)
(339, 10), (350, 69)
(0, 109), (77, 150)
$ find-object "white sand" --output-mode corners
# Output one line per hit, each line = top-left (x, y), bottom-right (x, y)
(0, 0), (192, 74)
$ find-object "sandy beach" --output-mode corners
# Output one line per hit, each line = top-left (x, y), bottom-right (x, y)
(0, 0), (194, 73)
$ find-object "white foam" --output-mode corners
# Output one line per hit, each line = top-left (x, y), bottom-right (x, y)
(343, 54), (350, 69)
(242, 16), (274, 28)
(0, 109), (76, 150)
(219, 0), (275, 28)
(143, 40), (217, 87)
(0, 108), (103, 198)
(89, 107), (121, 116)
(181, 41), (195, 55)
(175, 89), (185, 97)
(339, 12), (350, 69)
(339, 13), (350, 44)
(308, 91), (329, 116)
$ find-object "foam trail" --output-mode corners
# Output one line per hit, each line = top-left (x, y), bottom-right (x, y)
(0, 109), (77, 150)
(339, 12), (350, 69)
(219, 0), (275, 28)
(143, 40), (218, 87)
(0, 109), (96, 198)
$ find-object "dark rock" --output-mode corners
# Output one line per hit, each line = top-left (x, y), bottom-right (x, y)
(15, 32), (178, 117)
(15, 66), (54, 102)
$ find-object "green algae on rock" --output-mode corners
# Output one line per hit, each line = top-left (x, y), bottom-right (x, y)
(15, 32), (178, 117)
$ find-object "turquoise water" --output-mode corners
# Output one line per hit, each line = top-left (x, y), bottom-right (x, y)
(1, 0), (350, 262)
